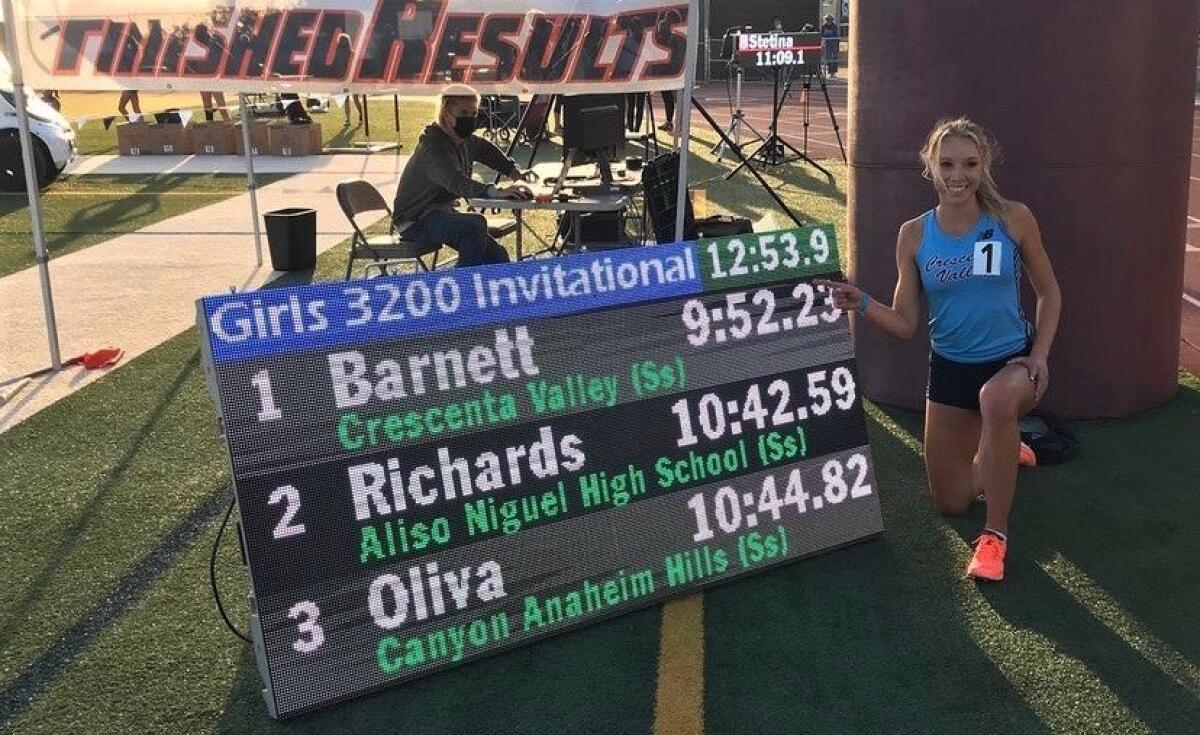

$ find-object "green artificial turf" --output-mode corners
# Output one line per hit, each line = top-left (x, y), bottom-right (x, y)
(1, 126), (1197, 734)
(704, 386), (1200, 735)
(0, 174), (288, 278)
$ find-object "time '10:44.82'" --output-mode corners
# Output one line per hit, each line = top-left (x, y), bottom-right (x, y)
(686, 453), (873, 542)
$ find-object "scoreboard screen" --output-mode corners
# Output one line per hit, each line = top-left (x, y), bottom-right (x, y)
(736, 31), (822, 68)
(197, 226), (883, 719)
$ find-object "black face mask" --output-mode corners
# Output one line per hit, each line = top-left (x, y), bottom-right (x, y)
(453, 114), (478, 138)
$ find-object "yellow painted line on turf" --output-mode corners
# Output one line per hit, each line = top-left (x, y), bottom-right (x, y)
(1040, 553), (1200, 698)
(938, 527), (1155, 735)
(863, 403), (925, 457)
(653, 593), (705, 735)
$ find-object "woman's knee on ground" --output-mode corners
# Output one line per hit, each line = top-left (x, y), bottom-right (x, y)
(928, 482), (974, 516)
(925, 465), (976, 516)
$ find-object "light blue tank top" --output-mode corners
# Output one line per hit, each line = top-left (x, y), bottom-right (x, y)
(916, 209), (1030, 363)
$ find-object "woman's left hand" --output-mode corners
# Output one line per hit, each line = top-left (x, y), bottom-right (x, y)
(1007, 354), (1050, 402)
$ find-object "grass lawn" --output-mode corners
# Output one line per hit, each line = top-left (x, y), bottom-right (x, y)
(0, 174), (288, 279)
(0, 118), (1197, 733)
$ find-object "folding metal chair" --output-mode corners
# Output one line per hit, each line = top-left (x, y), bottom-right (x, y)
(335, 180), (455, 279)
(478, 95), (522, 144)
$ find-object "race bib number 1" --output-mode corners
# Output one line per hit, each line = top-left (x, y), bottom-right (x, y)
(973, 240), (1002, 276)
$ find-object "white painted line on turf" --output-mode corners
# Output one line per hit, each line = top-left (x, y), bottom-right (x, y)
(1185, 292), (1200, 309)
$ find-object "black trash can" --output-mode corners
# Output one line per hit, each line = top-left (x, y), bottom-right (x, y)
(264, 207), (316, 271)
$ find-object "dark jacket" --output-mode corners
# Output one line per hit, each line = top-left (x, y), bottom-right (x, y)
(392, 123), (517, 224)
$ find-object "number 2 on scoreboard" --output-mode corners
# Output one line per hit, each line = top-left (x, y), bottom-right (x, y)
(268, 485), (306, 539)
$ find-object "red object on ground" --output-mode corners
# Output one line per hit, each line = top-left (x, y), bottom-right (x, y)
(78, 348), (125, 369)
(2, 347), (125, 385)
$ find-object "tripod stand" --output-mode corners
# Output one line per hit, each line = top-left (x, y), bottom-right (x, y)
(712, 61), (765, 162)
(797, 63), (847, 164)
(727, 61), (831, 178)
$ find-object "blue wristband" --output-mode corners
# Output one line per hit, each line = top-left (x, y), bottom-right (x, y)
(856, 293), (870, 314)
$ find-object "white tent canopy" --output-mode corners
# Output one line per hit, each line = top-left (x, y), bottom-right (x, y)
(4, 0), (700, 370)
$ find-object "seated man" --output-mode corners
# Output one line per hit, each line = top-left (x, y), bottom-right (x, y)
(392, 85), (535, 267)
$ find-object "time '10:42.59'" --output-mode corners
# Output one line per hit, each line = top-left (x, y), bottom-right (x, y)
(669, 366), (858, 448)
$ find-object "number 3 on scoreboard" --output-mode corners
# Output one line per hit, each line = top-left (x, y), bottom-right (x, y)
(288, 601), (325, 653)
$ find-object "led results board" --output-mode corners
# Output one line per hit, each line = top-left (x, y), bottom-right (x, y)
(736, 31), (822, 68)
(197, 226), (884, 719)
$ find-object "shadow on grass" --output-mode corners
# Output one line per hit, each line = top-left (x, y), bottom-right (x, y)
(955, 382), (1200, 734)
(0, 173), (284, 277)
(0, 351), (202, 651)
(324, 124), (361, 150)
(214, 606), (663, 734)
(57, 173), (275, 240)
(61, 185), (167, 240)
(703, 402), (1049, 735)
(705, 391), (1200, 734)
(0, 481), (231, 729)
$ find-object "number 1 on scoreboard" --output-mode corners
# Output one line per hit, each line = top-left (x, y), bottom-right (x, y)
(251, 369), (282, 422)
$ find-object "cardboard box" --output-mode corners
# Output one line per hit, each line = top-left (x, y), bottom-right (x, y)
(267, 122), (323, 156)
(145, 123), (191, 155)
(190, 122), (237, 155)
(116, 122), (150, 156)
(234, 120), (271, 156)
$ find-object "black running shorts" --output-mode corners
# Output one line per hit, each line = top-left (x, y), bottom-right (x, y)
(927, 343), (1031, 411)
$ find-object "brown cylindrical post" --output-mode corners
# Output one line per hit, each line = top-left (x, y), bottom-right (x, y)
(847, 0), (1197, 418)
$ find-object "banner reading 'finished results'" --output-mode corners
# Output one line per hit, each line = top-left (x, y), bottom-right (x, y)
(7, 0), (692, 94)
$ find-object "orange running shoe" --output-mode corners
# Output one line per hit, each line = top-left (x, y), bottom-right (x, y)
(967, 533), (1007, 581)
(1018, 441), (1037, 467)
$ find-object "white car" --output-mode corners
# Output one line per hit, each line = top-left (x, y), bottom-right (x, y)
(0, 86), (77, 191)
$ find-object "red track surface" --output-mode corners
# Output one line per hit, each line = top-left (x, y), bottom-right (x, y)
(694, 78), (849, 163)
(693, 81), (1199, 376)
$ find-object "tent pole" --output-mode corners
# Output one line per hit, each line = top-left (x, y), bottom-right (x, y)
(673, 0), (700, 244)
(702, 0), (712, 83)
(238, 94), (264, 267)
(2, 0), (62, 370)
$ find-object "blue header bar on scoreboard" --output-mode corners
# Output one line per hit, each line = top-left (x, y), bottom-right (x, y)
(199, 244), (701, 363)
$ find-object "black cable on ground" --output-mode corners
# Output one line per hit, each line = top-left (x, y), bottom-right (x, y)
(210, 494), (251, 644)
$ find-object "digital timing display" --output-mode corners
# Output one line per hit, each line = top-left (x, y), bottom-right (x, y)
(197, 226), (884, 719)
(736, 31), (822, 67)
